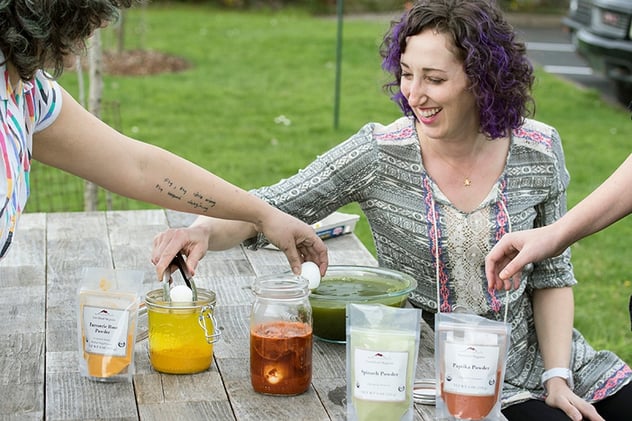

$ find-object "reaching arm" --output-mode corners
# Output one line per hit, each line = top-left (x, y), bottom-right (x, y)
(486, 154), (632, 289)
(33, 87), (328, 276)
(151, 216), (256, 277)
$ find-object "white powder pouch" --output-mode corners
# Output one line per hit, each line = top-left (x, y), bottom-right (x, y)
(435, 312), (511, 421)
(77, 268), (144, 382)
(346, 303), (421, 421)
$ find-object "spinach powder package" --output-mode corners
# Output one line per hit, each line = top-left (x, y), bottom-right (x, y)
(346, 303), (421, 421)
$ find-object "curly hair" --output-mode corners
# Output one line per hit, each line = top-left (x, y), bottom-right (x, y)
(380, 0), (535, 139)
(0, 0), (135, 81)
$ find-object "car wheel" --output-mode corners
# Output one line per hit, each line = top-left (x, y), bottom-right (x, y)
(615, 81), (632, 106)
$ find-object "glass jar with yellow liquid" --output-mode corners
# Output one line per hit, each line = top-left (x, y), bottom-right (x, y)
(144, 288), (220, 374)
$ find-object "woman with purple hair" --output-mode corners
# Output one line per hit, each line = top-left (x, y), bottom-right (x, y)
(152, 1), (631, 419)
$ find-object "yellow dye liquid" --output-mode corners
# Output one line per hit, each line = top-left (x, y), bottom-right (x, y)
(148, 308), (214, 374)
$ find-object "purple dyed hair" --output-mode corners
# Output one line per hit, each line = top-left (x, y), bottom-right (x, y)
(379, 0), (535, 139)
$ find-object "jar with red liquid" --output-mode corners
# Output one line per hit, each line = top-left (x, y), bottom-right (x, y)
(250, 274), (313, 395)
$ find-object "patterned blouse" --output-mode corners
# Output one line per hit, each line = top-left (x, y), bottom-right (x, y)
(0, 54), (62, 258)
(249, 115), (631, 406)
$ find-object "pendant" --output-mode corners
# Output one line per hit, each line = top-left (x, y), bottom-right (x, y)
(463, 177), (472, 187)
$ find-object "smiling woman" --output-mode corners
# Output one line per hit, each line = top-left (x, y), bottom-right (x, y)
(148, 1), (632, 419)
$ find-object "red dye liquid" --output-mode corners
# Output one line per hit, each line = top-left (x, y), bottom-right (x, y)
(250, 321), (312, 395)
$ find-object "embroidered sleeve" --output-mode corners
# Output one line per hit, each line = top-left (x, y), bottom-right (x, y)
(528, 127), (576, 289)
(243, 123), (380, 249)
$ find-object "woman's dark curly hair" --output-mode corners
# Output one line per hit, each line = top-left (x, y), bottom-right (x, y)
(0, 0), (135, 81)
(380, 0), (535, 139)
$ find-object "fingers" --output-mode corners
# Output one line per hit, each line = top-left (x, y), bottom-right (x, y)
(279, 234), (329, 276)
(485, 252), (515, 290)
(151, 228), (203, 280)
(558, 400), (584, 421)
(485, 238), (529, 290)
(553, 398), (604, 421)
(545, 387), (605, 421)
(283, 245), (304, 276)
(297, 238), (329, 277)
(572, 399), (604, 421)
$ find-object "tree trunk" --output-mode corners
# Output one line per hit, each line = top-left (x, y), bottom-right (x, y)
(84, 30), (103, 212)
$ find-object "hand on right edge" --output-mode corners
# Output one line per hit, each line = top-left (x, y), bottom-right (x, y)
(485, 225), (565, 291)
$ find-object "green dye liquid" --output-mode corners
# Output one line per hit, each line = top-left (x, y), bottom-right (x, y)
(310, 277), (409, 342)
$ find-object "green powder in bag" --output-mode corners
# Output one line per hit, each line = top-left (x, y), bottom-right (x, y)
(346, 303), (421, 421)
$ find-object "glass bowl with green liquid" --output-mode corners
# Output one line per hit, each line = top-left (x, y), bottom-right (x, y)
(309, 266), (417, 343)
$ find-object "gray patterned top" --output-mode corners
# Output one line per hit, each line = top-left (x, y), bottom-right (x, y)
(249, 116), (631, 406)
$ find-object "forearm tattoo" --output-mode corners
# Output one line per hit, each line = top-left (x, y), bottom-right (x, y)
(155, 177), (217, 213)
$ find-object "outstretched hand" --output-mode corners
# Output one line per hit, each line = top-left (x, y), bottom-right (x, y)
(254, 208), (329, 277)
(485, 226), (565, 290)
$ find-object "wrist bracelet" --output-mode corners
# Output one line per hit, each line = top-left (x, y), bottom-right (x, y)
(541, 367), (574, 392)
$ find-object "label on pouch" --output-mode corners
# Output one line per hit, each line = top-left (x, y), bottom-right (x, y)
(443, 342), (499, 396)
(83, 306), (129, 357)
(354, 348), (409, 402)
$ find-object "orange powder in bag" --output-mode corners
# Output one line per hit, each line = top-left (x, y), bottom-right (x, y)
(77, 270), (144, 381)
(440, 370), (502, 420)
(79, 292), (139, 380)
(83, 334), (134, 378)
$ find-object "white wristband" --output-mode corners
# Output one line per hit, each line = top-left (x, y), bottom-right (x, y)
(541, 367), (574, 392)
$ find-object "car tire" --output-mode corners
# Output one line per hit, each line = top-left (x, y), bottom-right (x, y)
(615, 81), (632, 107)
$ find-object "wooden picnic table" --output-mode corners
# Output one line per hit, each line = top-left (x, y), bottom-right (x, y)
(0, 209), (439, 420)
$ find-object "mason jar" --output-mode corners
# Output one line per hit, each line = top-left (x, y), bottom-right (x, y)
(144, 288), (220, 374)
(250, 274), (313, 395)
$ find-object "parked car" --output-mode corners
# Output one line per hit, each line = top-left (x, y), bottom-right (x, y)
(562, 0), (593, 46)
(564, 0), (632, 105)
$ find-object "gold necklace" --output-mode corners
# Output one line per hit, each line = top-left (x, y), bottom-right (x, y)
(435, 155), (474, 187)
(420, 133), (483, 188)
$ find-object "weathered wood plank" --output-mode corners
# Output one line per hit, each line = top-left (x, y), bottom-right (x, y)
(222, 373), (331, 421)
(0, 213), (46, 419)
(0, 333), (45, 418)
(45, 371), (137, 421)
(213, 304), (251, 360)
(45, 212), (139, 421)
(0, 382), (44, 420)
(312, 377), (347, 421)
(0, 213), (46, 267)
(138, 401), (234, 420)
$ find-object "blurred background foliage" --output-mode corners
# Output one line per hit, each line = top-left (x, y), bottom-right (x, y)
(147, 0), (569, 14)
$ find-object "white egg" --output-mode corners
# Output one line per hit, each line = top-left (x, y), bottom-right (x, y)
(170, 284), (193, 302)
(301, 261), (321, 289)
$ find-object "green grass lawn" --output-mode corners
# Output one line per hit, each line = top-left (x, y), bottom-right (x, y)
(38, 4), (631, 364)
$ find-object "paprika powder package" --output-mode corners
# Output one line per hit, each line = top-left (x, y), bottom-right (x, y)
(435, 312), (511, 421)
